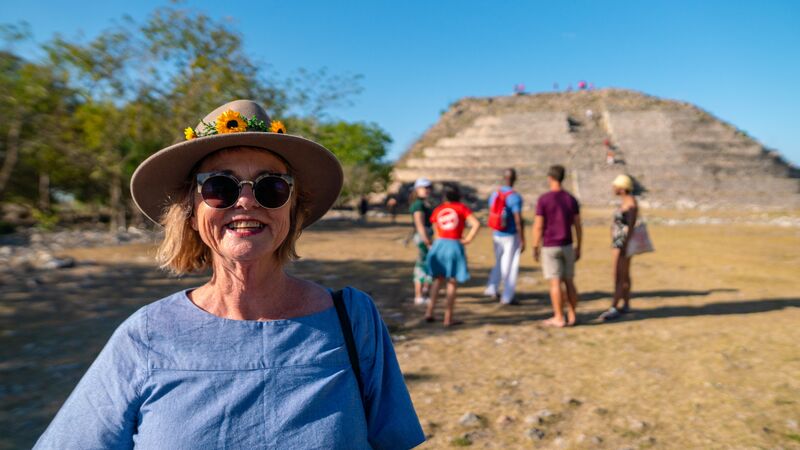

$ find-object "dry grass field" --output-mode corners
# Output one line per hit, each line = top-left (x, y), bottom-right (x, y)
(1, 208), (799, 449)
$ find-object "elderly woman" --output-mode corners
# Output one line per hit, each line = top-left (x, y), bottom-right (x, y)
(599, 174), (638, 321)
(35, 100), (425, 449)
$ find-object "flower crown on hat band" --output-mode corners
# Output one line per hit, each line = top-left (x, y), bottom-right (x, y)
(184, 109), (286, 140)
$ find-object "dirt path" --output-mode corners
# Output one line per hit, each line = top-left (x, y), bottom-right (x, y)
(1, 210), (799, 449)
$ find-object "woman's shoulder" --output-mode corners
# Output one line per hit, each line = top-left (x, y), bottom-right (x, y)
(339, 287), (379, 317)
(87, 292), (189, 368)
(112, 290), (195, 341)
(135, 290), (192, 318)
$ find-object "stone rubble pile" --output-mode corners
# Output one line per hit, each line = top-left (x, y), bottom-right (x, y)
(0, 227), (161, 273)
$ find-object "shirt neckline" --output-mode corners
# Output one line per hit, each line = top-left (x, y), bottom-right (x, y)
(178, 288), (336, 326)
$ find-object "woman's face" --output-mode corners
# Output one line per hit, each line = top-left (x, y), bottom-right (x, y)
(416, 186), (430, 198)
(192, 148), (292, 264)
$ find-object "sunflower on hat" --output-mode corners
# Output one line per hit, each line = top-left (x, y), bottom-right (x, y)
(215, 110), (248, 134)
(270, 120), (286, 134)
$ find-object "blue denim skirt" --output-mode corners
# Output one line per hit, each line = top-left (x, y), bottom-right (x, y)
(426, 238), (470, 283)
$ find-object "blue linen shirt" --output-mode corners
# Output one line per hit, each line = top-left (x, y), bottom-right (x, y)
(487, 186), (523, 237)
(34, 287), (425, 449)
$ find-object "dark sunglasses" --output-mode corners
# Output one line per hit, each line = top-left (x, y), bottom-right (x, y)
(196, 172), (294, 210)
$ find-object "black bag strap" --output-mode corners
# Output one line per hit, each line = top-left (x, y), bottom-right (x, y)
(332, 289), (365, 400)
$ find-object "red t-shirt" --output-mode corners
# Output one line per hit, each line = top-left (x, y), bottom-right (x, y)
(430, 202), (472, 239)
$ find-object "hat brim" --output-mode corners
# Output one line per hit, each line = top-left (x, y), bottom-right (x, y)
(130, 132), (343, 228)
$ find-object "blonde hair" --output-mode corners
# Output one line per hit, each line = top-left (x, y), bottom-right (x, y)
(612, 174), (634, 193)
(156, 147), (310, 275)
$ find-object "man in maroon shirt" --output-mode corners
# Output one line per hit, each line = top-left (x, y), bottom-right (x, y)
(532, 165), (582, 327)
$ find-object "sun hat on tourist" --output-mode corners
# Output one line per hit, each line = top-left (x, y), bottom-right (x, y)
(130, 99), (343, 228)
(612, 174), (634, 192)
(414, 177), (432, 189)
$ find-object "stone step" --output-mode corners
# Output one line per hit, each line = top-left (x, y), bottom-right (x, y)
(680, 141), (761, 152)
(437, 134), (574, 147)
(458, 123), (571, 136)
(422, 143), (573, 157)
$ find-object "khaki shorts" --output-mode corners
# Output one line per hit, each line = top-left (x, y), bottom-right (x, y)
(541, 245), (575, 279)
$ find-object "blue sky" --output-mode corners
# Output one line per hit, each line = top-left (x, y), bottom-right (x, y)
(2, 1), (799, 164)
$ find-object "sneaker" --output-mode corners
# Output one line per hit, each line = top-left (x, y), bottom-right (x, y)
(414, 296), (430, 306)
(619, 304), (631, 314)
(598, 307), (621, 321)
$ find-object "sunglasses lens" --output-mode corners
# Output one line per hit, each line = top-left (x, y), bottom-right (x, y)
(201, 176), (239, 209)
(254, 177), (291, 208)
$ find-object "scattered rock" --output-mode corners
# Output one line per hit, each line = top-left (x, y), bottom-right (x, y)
(535, 409), (560, 424)
(563, 397), (582, 407)
(421, 419), (437, 431)
(452, 385), (464, 394)
(525, 428), (545, 441)
(628, 418), (648, 432)
(458, 412), (484, 428)
(642, 436), (657, 446)
(593, 407), (609, 416)
(787, 419), (798, 430)
(41, 256), (75, 269)
(495, 415), (515, 427)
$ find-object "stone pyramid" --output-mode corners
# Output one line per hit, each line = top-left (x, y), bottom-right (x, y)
(393, 89), (799, 209)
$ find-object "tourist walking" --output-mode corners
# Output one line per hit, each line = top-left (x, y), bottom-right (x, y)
(386, 194), (398, 223)
(425, 183), (480, 327)
(358, 195), (369, 223)
(532, 165), (582, 327)
(35, 100), (424, 449)
(484, 168), (526, 304)
(599, 174), (639, 321)
(409, 178), (434, 305)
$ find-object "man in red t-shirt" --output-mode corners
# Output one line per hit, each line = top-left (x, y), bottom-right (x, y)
(532, 165), (582, 327)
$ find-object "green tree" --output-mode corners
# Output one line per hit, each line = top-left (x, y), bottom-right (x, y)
(312, 121), (392, 203)
(1, 4), (389, 229)
(0, 24), (78, 213)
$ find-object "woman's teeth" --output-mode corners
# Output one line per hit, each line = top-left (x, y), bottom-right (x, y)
(227, 221), (264, 230)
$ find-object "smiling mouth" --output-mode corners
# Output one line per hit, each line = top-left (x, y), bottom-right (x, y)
(226, 220), (265, 230)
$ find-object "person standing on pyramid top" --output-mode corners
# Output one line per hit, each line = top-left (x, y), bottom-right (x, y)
(484, 168), (525, 305)
(532, 165), (582, 327)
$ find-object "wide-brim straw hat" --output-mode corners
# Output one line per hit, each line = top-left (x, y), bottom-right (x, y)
(130, 99), (343, 228)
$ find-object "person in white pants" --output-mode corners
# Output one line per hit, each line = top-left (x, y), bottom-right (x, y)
(484, 168), (525, 304)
